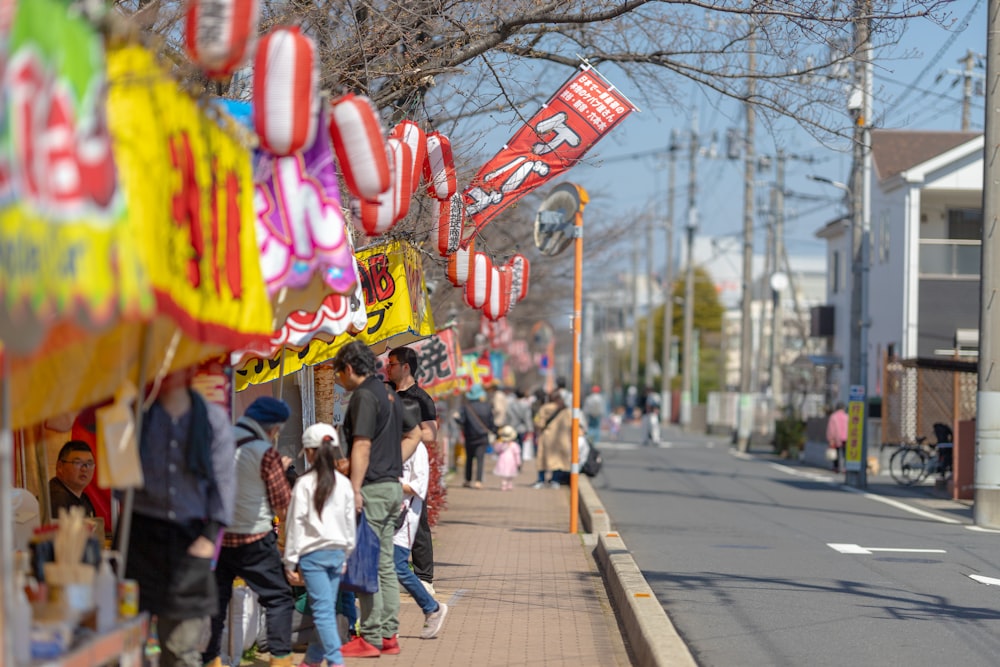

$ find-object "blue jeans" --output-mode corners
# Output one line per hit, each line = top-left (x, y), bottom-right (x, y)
(337, 590), (357, 635)
(393, 546), (438, 615)
(299, 549), (347, 666)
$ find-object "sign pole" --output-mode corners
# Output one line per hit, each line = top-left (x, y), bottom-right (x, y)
(569, 187), (589, 534)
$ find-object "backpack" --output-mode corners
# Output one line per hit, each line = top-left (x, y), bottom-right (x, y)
(581, 444), (603, 477)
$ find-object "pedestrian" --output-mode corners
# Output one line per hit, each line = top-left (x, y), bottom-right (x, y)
(826, 402), (848, 473)
(386, 346), (439, 597)
(533, 391), (571, 488)
(454, 384), (495, 489)
(284, 422), (357, 667)
(505, 387), (533, 447)
(393, 440), (449, 639)
(582, 385), (605, 444)
(333, 341), (421, 658)
(125, 367), (236, 667)
(492, 425), (522, 491)
(203, 397), (296, 667)
(49, 440), (97, 519)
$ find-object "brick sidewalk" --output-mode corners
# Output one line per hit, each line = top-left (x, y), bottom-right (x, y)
(366, 464), (631, 666)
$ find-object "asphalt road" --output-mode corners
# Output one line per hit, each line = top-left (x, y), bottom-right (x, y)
(591, 426), (1000, 667)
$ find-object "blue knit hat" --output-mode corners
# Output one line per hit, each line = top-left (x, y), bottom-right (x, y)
(245, 397), (291, 424)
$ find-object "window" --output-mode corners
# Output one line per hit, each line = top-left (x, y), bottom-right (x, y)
(948, 208), (982, 240)
(831, 251), (840, 294)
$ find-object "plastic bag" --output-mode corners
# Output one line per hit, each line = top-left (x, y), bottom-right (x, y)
(95, 382), (144, 489)
(341, 510), (379, 594)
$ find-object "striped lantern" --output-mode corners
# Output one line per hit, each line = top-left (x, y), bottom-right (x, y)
(433, 193), (464, 256)
(352, 138), (412, 236)
(389, 120), (426, 196)
(328, 94), (390, 201)
(423, 131), (457, 201)
(446, 241), (475, 287)
(463, 251), (493, 309)
(253, 26), (319, 156)
(185, 0), (259, 79)
(508, 253), (530, 304)
(482, 265), (513, 321)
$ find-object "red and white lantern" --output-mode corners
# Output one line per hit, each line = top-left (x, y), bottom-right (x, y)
(508, 253), (530, 304)
(328, 93), (390, 201)
(463, 252), (493, 309)
(433, 193), (464, 257)
(482, 265), (513, 321)
(389, 120), (426, 196)
(446, 241), (475, 287)
(353, 138), (412, 236)
(423, 131), (457, 200)
(185, 0), (259, 79)
(253, 26), (319, 156)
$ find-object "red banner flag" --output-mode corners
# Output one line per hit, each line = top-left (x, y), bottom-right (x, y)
(461, 66), (636, 244)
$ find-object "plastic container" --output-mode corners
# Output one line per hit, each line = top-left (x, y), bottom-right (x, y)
(94, 551), (118, 632)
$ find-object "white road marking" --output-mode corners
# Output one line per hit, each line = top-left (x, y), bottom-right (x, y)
(767, 463), (833, 483)
(966, 525), (1000, 534)
(841, 486), (963, 524)
(969, 575), (1000, 586)
(828, 543), (946, 555)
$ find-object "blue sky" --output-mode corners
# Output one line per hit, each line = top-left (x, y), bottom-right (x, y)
(455, 1), (987, 296)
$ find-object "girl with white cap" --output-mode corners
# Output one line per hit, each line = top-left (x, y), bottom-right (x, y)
(284, 424), (356, 667)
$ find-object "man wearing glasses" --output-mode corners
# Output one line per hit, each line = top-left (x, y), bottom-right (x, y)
(50, 440), (97, 518)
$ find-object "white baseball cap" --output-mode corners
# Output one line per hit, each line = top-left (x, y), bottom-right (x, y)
(302, 423), (339, 449)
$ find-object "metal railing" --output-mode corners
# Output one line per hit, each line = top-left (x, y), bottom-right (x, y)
(919, 238), (981, 277)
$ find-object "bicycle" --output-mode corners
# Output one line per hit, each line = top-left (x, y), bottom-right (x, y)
(888, 423), (953, 486)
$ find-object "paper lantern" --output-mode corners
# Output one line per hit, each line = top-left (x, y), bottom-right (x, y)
(482, 265), (513, 321)
(185, 0), (259, 79)
(328, 93), (390, 201)
(423, 131), (457, 200)
(463, 252), (493, 309)
(433, 193), (464, 257)
(253, 26), (319, 156)
(389, 120), (426, 196)
(353, 138), (412, 236)
(508, 253), (530, 304)
(446, 241), (475, 287)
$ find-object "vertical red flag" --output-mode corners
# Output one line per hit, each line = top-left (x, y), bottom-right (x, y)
(461, 66), (636, 244)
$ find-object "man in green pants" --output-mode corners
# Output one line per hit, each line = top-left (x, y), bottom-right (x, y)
(333, 341), (421, 657)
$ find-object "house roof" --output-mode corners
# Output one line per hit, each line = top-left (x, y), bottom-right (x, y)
(872, 129), (981, 182)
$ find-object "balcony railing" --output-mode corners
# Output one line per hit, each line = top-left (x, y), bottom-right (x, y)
(919, 238), (981, 277)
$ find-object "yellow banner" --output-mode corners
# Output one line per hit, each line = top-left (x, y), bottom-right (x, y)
(846, 401), (865, 472)
(107, 45), (272, 345)
(236, 240), (435, 389)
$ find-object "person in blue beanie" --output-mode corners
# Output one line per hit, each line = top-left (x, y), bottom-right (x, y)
(204, 396), (297, 667)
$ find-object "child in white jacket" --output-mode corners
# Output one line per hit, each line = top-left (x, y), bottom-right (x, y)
(394, 441), (448, 639)
(284, 424), (356, 667)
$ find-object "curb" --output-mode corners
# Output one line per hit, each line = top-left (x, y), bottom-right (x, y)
(578, 476), (697, 667)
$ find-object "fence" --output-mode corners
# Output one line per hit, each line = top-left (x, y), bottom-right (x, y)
(880, 356), (977, 445)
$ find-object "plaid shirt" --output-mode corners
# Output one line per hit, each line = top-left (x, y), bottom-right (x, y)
(221, 447), (291, 548)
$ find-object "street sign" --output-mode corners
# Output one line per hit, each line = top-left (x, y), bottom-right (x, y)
(845, 385), (865, 472)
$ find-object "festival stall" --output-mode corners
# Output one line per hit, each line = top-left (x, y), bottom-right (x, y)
(0, 4), (273, 662)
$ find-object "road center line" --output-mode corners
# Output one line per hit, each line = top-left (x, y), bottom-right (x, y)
(969, 575), (1000, 586)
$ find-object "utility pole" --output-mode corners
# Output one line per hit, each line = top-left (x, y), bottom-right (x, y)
(645, 216), (656, 389)
(962, 49), (976, 131)
(975, 0), (1000, 528)
(630, 235), (640, 388)
(771, 151), (787, 409)
(681, 114), (699, 428)
(737, 20), (757, 452)
(661, 131), (679, 425)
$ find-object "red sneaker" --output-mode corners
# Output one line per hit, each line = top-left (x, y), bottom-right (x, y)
(381, 634), (400, 655)
(340, 636), (381, 658)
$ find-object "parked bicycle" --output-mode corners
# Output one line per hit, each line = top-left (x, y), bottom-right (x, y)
(888, 422), (954, 486)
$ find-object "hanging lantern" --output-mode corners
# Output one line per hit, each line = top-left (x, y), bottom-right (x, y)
(352, 138), (412, 236)
(185, 0), (260, 79)
(446, 241), (475, 287)
(433, 193), (464, 257)
(423, 131), (457, 201)
(328, 93), (390, 201)
(508, 253), (530, 304)
(253, 26), (319, 156)
(389, 120), (426, 196)
(463, 252), (493, 309)
(482, 265), (513, 321)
